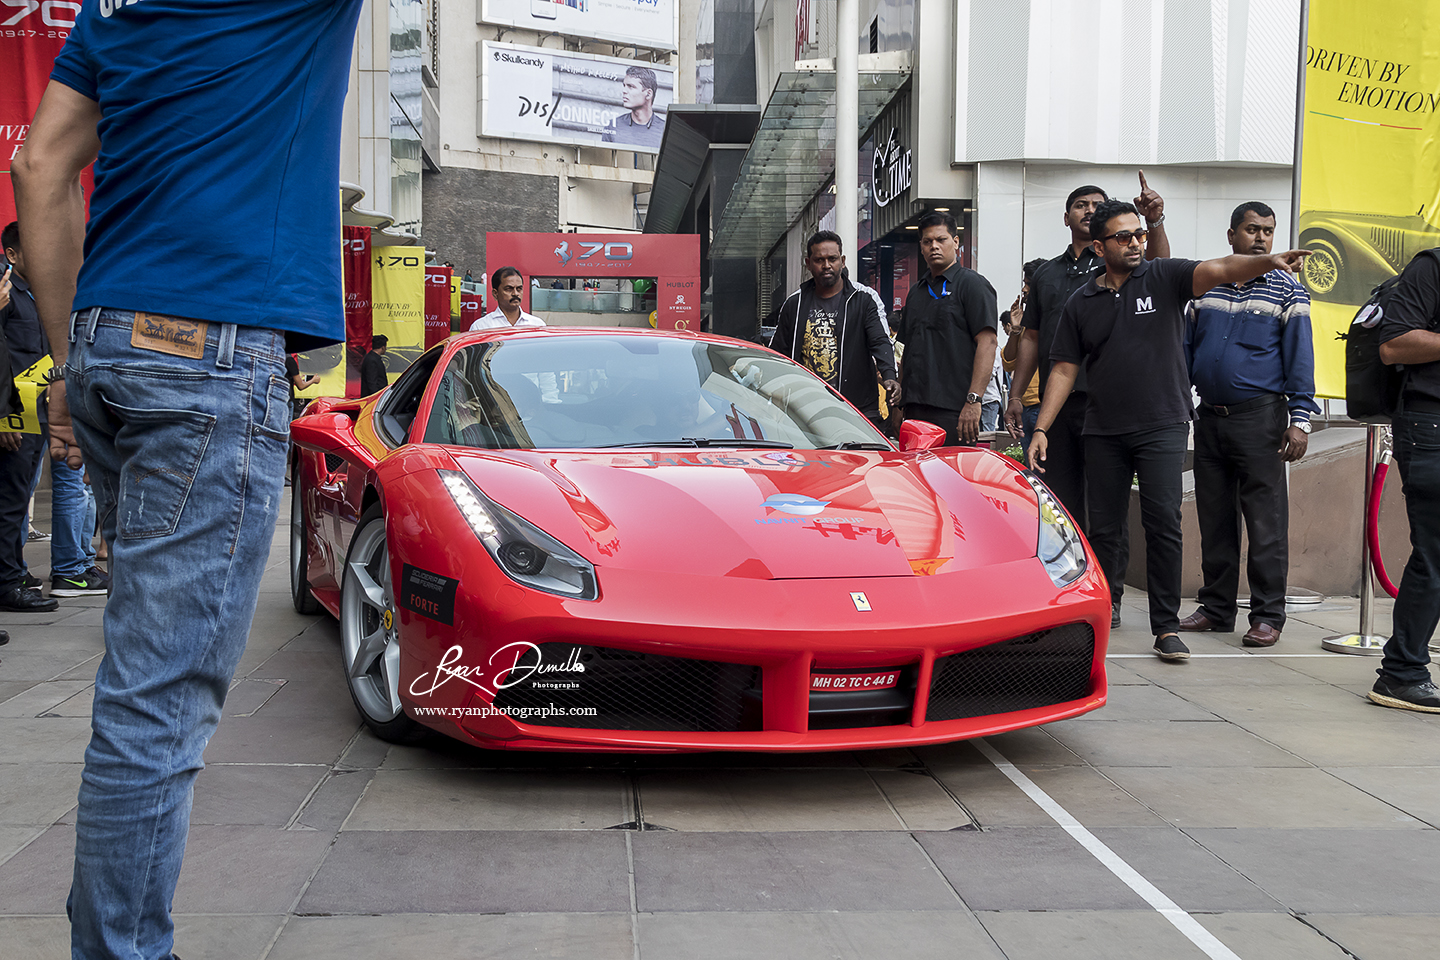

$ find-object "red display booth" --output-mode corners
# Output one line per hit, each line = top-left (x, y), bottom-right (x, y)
(486, 233), (702, 331)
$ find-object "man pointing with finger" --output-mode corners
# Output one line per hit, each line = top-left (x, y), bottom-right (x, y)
(13, 2), (366, 957)
(1027, 198), (1310, 662)
(1005, 173), (1169, 525)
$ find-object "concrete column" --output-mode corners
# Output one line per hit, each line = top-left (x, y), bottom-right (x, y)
(835, 0), (858, 260)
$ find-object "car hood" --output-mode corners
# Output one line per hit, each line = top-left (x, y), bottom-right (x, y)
(447, 448), (1041, 580)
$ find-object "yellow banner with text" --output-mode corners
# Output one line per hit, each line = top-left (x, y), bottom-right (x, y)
(1299, 1), (1440, 398)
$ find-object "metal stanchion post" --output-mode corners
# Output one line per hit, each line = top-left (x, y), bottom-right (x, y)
(1323, 423), (1389, 655)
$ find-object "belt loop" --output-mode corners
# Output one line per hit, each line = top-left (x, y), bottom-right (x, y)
(68, 311), (79, 345)
(84, 307), (101, 344)
(216, 322), (237, 370)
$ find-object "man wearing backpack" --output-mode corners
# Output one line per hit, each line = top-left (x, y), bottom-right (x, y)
(1372, 249), (1440, 712)
(1178, 202), (1318, 647)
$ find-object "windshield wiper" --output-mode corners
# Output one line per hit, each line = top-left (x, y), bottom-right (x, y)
(817, 441), (893, 450)
(594, 438), (795, 449)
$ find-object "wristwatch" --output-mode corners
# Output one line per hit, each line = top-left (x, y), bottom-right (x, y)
(42, 365), (66, 386)
(1291, 419), (1312, 434)
(965, 392), (983, 405)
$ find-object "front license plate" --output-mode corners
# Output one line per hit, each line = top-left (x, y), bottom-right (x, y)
(811, 670), (901, 692)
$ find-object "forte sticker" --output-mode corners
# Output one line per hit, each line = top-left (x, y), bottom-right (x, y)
(401, 564), (459, 625)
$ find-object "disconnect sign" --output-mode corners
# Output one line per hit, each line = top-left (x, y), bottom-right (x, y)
(482, 41), (673, 154)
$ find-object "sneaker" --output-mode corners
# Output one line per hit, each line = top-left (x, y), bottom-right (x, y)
(1153, 633), (1191, 661)
(1368, 676), (1440, 714)
(1111, 602), (1121, 629)
(19, 572), (41, 591)
(50, 569), (110, 597)
(26, 527), (49, 542)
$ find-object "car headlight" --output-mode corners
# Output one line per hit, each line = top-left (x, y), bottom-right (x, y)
(1022, 472), (1087, 587)
(439, 470), (599, 600)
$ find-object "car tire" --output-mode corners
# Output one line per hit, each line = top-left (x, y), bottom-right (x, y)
(340, 502), (427, 744)
(1300, 236), (1345, 299)
(290, 460), (322, 615)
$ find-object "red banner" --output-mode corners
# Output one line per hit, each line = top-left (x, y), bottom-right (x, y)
(1, 7), (88, 226)
(424, 264), (452, 349)
(343, 225), (372, 398)
(459, 288), (484, 330)
(485, 233), (700, 330)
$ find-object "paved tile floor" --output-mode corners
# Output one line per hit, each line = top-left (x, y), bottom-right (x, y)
(1, 491), (1436, 958)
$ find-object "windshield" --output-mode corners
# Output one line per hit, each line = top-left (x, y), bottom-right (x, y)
(421, 335), (889, 450)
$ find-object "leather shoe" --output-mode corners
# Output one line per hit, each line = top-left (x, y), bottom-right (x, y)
(1178, 609), (1230, 632)
(1242, 622), (1280, 647)
(0, 586), (58, 613)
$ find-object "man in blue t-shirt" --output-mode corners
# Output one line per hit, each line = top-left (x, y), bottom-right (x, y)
(12, 2), (364, 957)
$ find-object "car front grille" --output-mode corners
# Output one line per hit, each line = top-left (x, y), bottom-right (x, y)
(925, 623), (1095, 722)
(491, 643), (762, 732)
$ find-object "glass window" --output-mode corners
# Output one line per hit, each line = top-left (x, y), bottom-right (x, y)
(422, 335), (887, 450)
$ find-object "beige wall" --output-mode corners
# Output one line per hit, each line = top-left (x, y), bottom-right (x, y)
(1124, 427), (1400, 601)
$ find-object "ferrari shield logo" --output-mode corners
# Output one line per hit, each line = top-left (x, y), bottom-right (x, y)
(383, 609), (393, 631)
(850, 592), (871, 612)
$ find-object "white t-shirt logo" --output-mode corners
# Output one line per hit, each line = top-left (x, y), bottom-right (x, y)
(1135, 296), (1155, 314)
(98, 0), (143, 18)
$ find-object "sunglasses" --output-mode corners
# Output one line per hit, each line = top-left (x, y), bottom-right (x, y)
(1099, 229), (1148, 246)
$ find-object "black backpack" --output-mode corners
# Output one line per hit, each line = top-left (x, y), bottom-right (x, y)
(1342, 249), (1440, 423)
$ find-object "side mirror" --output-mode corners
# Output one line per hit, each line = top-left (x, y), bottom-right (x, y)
(291, 411), (378, 470)
(898, 419), (948, 452)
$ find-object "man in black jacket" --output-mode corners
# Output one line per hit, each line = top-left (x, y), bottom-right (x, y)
(0, 228), (58, 613)
(770, 231), (897, 427)
(360, 334), (389, 396)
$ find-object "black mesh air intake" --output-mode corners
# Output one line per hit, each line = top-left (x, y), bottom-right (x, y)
(926, 623), (1095, 722)
(491, 643), (762, 732)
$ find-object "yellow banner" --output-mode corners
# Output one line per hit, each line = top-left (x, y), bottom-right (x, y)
(372, 249), (426, 376)
(450, 276), (461, 320)
(297, 343), (345, 404)
(0, 355), (54, 435)
(1299, 2), (1440, 398)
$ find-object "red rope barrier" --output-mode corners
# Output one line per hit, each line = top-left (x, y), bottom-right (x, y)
(1367, 459), (1399, 599)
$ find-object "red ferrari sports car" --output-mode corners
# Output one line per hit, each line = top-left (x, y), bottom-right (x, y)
(290, 327), (1109, 752)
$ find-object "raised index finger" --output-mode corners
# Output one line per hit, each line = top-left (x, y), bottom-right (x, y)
(1138, 169), (1149, 192)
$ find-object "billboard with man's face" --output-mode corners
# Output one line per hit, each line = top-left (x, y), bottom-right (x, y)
(481, 42), (673, 154)
(480, 0), (676, 52)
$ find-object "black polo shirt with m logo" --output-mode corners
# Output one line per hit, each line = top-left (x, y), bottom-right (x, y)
(1050, 257), (1199, 436)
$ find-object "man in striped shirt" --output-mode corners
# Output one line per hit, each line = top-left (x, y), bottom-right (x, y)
(1179, 202), (1319, 647)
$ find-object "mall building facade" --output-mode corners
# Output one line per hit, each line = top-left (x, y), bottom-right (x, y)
(337, 0), (1303, 336)
(646, 0), (1303, 340)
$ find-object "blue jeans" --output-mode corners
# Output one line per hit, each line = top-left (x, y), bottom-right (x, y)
(51, 456), (97, 578)
(64, 308), (291, 960)
(981, 400), (1000, 433)
(1021, 403), (1040, 461)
